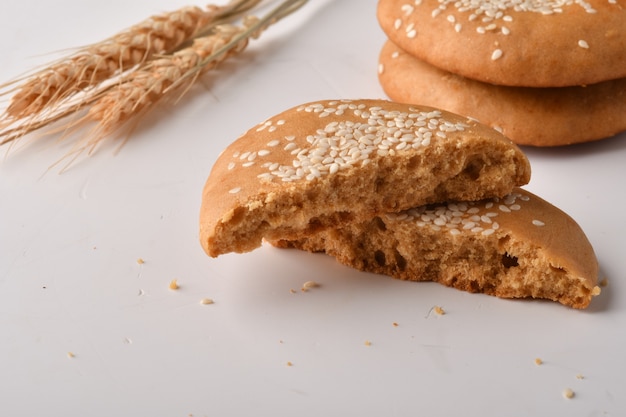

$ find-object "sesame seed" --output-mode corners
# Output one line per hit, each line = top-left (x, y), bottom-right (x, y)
(228, 187), (241, 194)
(532, 220), (545, 227)
(578, 39), (589, 49)
(491, 49), (503, 60)
(402, 4), (415, 15)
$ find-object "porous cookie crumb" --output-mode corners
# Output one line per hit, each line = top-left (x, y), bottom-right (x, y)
(136, 258), (145, 264)
(392, 322), (399, 327)
(364, 340), (372, 346)
(286, 361), (293, 367)
(534, 358), (543, 366)
(562, 388), (575, 399)
(576, 373), (584, 380)
(67, 352), (75, 359)
(169, 279), (179, 290)
(433, 306), (445, 315)
(275, 188), (599, 309)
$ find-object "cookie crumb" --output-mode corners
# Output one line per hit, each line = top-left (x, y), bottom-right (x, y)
(169, 279), (179, 290)
(302, 280), (319, 291)
(67, 352), (75, 359)
(136, 258), (145, 265)
(534, 358), (543, 366)
(433, 306), (445, 315)
(289, 289), (297, 294)
(364, 340), (372, 346)
(599, 277), (608, 287)
(591, 286), (601, 296)
(562, 388), (575, 399)
(286, 361), (293, 367)
(576, 373), (584, 380)
(392, 322), (399, 327)
(200, 298), (214, 305)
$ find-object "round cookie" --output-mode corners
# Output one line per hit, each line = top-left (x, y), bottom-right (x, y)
(199, 99), (531, 257)
(272, 188), (600, 309)
(377, 0), (626, 87)
(378, 40), (626, 146)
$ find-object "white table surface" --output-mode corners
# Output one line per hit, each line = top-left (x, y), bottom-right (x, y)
(1, 1), (625, 416)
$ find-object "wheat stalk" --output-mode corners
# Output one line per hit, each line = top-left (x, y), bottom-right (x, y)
(0, 0), (259, 122)
(0, 0), (308, 167)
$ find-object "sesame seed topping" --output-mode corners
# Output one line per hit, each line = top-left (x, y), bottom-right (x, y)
(229, 187), (242, 194)
(491, 49), (503, 60)
(532, 219), (545, 227)
(411, 0), (601, 60)
(578, 39), (589, 48)
(385, 192), (533, 236)
(231, 101), (468, 184)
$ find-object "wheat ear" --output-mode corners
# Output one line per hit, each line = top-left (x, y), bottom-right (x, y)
(1, 0), (258, 121)
(74, 0), (308, 155)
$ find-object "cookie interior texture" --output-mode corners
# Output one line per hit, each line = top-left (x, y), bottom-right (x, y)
(378, 40), (626, 146)
(377, 0), (626, 87)
(272, 188), (600, 309)
(200, 99), (530, 257)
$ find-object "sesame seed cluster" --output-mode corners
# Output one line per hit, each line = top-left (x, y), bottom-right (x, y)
(385, 191), (545, 236)
(226, 100), (468, 190)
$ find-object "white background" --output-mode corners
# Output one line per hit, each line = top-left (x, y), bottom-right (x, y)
(1, 1), (625, 416)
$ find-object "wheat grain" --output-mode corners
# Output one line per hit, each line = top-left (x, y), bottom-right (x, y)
(2, 1), (257, 120)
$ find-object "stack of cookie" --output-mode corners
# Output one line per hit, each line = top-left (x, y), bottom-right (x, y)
(376, 0), (626, 146)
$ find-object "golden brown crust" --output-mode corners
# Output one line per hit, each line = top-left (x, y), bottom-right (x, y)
(273, 188), (600, 309)
(199, 99), (530, 257)
(377, 0), (626, 87)
(378, 40), (626, 146)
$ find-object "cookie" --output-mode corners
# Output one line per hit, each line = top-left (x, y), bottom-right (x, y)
(272, 188), (600, 309)
(199, 99), (530, 257)
(378, 40), (626, 146)
(377, 0), (626, 87)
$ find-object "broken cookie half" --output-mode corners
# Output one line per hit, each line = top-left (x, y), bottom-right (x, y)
(272, 188), (600, 309)
(200, 99), (530, 257)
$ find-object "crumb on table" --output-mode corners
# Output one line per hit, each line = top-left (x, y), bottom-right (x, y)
(562, 388), (575, 399)
(433, 306), (445, 315)
(169, 279), (179, 290)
